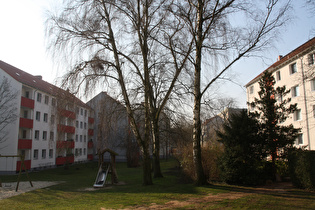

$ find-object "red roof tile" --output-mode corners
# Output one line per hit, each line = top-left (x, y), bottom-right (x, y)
(0, 60), (89, 108)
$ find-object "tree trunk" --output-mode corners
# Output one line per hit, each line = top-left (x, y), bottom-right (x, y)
(192, 0), (207, 186)
(152, 118), (163, 178)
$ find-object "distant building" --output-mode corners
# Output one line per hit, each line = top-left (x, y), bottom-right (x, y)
(0, 60), (94, 174)
(202, 108), (246, 145)
(245, 37), (315, 150)
(87, 92), (131, 162)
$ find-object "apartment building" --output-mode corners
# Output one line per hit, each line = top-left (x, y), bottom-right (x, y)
(245, 37), (315, 150)
(0, 60), (94, 174)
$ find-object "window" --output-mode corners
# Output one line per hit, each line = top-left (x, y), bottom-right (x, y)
(49, 149), (53, 158)
(51, 98), (56, 106)
(290, 63), (297, 74)
(84, 135), (86, 142)
(35, 130), (40, 140)
(25, 91), (30, 99)
(84, 122), (87, 129)
(42, 149), (46, 159)
(80, 121), (83, 129)
(79, 148), (82, 156)
(44, 113), (48, 122)
(249, 86), (254, 94)
(276, 71), (281, 81)
(44, 95), (49, 104)
(308, 53), (315, 65)
(76, 121), (79, 128)
(84, 109), (87, 117)
(24, 110), (28, 119)
(75, 149), (78, 156)
(76, 107), (79, 114)
(291, 85), (299, 97)
(80, 135), (83, 142)
(34, 149), (38, 159)
(84, 148), (86, 155)
(311, 78), (315, 91)
(294, 109), (302, 121)
(22, 130), (27, 139)
(50, 132), (54, 141)
(81, 108), (83, 115)
(76, 135), (78, 142)
(43, 131), (47, 140)
(313, 105), (315, 118)
(37, 93), (42, 102)
(296, 134), (303, 145)
(35, 111), (41, 121)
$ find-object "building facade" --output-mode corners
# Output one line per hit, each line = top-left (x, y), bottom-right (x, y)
(245, 37), (315, 150)
(0, 60), (94, 174)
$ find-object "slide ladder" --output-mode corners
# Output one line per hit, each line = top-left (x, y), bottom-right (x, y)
(93, 164), (110, 188)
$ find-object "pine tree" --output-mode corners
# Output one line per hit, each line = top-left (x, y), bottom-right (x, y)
(217, 110), (265, 186)
(249, 71), (300, 181)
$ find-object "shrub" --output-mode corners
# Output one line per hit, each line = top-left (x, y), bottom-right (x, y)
(288, 149), (315, 189)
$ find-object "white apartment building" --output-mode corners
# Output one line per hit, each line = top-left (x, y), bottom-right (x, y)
(0, 60), (94, 174)
(245, 37), (315, 150)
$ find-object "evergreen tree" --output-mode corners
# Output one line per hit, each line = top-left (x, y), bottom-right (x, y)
(217, 110), (265, 186)
(249, 71), (300, 181)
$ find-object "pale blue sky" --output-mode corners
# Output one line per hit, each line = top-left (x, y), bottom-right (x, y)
(0, 0), (314, 106)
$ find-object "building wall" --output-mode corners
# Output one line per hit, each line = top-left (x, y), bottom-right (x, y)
(0, 64), (95, 173)
(246, 47), (315, 150)
(0, 70), (21, 173)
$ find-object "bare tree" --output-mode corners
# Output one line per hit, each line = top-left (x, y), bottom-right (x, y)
(0, 77), (18, 148)
(173, 0), (291, 185)
(46, 0), (190, 184)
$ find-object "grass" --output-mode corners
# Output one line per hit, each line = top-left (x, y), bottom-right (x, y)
(1, 159), (315, 209)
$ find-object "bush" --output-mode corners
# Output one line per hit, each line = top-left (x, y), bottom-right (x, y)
(288, 149), (315, 189)
(175, 143), (223, 183)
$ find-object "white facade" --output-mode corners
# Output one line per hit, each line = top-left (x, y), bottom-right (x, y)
(0, 61), (95, 173)
(246, 37), (315, 150)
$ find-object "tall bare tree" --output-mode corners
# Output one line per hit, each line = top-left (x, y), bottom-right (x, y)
(173, 0), (291, 185)
(46, 0), (191, 184)
(0, 77), (18, 148)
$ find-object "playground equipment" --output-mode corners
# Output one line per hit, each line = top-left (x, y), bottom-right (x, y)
(93, 148), (118, 188)
(0, 154), (33, 191)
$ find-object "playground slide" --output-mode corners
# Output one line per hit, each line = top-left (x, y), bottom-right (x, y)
(93, 164), (110, 188)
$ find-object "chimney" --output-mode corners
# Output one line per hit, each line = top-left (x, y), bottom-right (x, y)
(34, 75), (42, 80)
(277, 55), (283, 61)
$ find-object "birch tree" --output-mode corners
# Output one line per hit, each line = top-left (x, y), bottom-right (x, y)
(46, 0), (191, 184)
(173, 0), (291, 185)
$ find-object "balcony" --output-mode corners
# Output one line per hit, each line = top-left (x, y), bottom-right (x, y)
(19, 118), (33, 129)
(87, 154), (93, 160)
(88, 141), (93, 148)
(21, 97), (34, 109)
(60, 109), (76, 119)
(16, 160), (31, 171)
(88, 117), (94, 124)
(88, 129), (94, 136)
(57, 124), (75, 134)
(56, 140), (75, 149)
(18, 139), (32, 149)
(56, 155), (74, 165)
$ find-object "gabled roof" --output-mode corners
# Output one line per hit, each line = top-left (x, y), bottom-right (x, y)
(0, 60), (89, 109)
(245, 36), (315, 87)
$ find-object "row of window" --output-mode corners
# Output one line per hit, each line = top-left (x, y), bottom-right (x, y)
(35, 92), (89, 117)
(33, 148), (88, 160)
(34, 130), (54, 141)
(75, 148), (87, 156)
(33, 149), (54, 160)
(36, 92), (56, 106)
(76, 120), (87, 129)
(75, 134), (87, 142)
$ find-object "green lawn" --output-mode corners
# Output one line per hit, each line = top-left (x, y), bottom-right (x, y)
(1, 159), (314, 209)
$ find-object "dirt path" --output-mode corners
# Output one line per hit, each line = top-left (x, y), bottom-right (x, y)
(123, 182), (295, 209)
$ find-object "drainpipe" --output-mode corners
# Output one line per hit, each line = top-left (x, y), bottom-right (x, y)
(300, 57), (311, 150)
